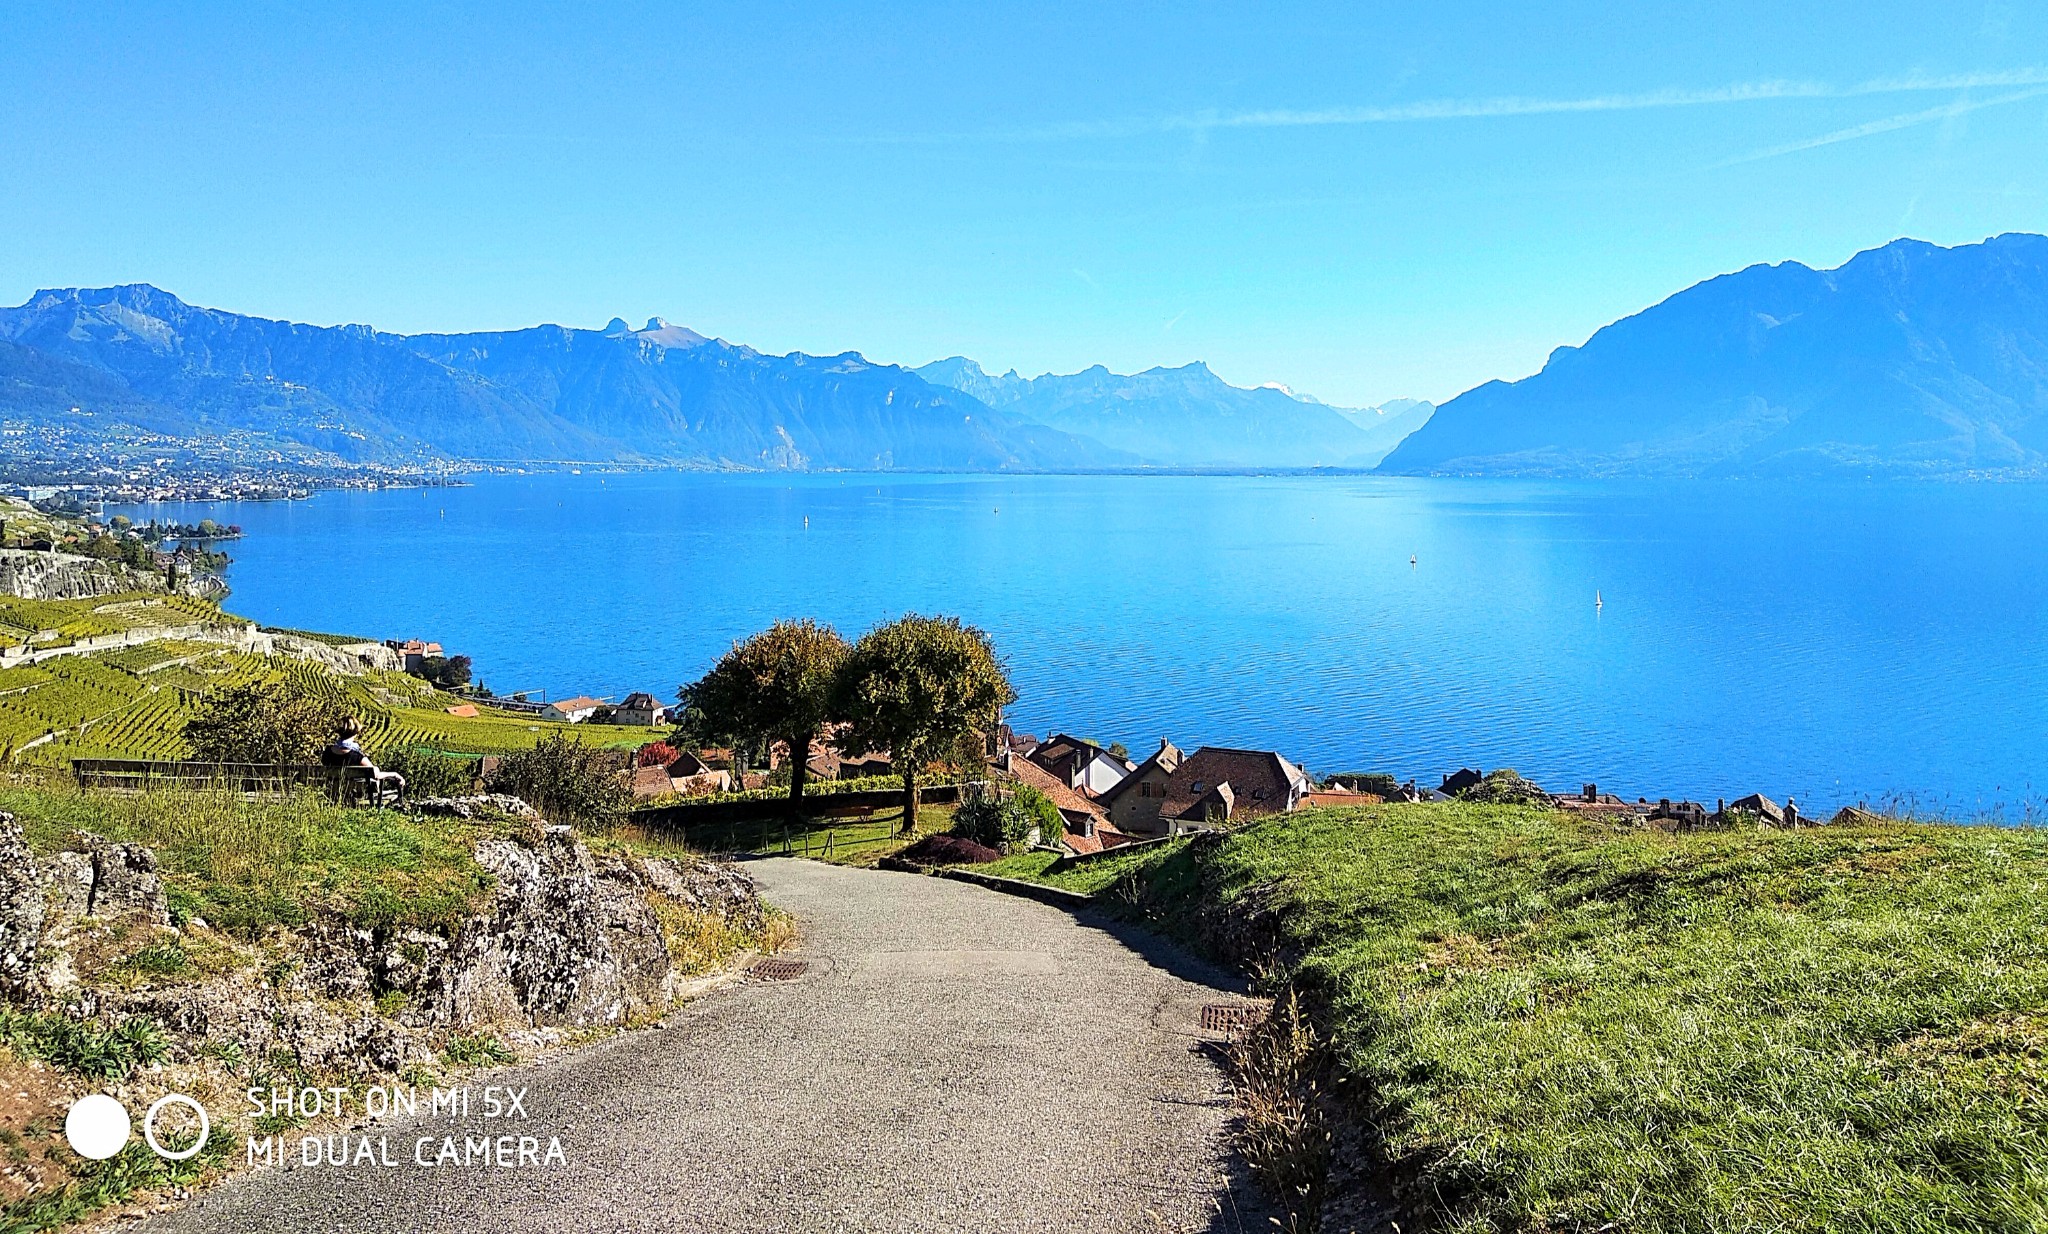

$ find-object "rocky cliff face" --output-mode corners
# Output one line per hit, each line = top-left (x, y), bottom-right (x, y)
(0, 548), (195, 601)
(1, 800), (772, 1076)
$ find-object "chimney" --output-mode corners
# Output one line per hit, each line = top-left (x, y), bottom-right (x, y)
(1583, 783), (1596, 803)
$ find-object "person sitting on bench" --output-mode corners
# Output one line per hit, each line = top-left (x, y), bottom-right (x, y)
(322, 717), (405, 804)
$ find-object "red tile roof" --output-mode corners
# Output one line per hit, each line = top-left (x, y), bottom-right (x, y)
(629, 765), (673, 798)
(1157, 747), (1309, 823)
(1007, 753), (1106, 827)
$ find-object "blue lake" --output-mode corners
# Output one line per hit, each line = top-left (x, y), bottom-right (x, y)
(121, 471), (2048, 816)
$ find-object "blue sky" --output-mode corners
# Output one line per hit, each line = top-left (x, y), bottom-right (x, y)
(2, 3), (2044, 406)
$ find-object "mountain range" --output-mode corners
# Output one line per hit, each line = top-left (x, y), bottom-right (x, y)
(912, 357), (1430, 468)
(8, 233), (2045, 478)
(0, 286), (1423, 472)
(1380, 233), (2048, 477)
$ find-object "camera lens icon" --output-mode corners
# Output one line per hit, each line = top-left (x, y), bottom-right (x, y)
(65, 1093), (210, 1161)
(64, 1094), (130, 1160)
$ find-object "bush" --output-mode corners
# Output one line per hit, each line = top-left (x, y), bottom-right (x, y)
(382, 748), (479, 798)
(487, 733), (631, 831)
(1323, 771), (1401, 797)
(183, 680), (347, 764)
(951, 791), (1036, 854)
(1013, 783), (1063, 838)
(1457, 768), (1553, 806)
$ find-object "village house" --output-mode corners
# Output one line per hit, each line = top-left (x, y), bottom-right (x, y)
(1301, 783), (1380, 808)
(541, 695), (605, 723)
(837, 750), (893, 779)
(1101, 741), (1312, 837)
(629, 763), (675, 799)
(1103, 739), (1183, 835)
(665, 750), (734, 796)
(1553, 783), (1637, 818)
(613, 691), (669, 727)
(998, 748), (1136, 855)
(384, 638), (444, 672)
(1026, 733), (1135, 796)
(768, 728), (893, 781)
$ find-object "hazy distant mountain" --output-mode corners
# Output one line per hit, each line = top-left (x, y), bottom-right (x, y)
(1379, 234), (2048, 477)
(396, 318), (1126, 470)
(1330, 397), (1437, 463)
(915, 357), (1428, 467)
(0, 287), (1127, 470)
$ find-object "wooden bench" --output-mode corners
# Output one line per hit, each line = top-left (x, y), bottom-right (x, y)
(70, 759), (398, 807)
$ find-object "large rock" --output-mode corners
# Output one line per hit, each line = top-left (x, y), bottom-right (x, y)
(39, 851), (94, 923)
(0, 812), (42, 999)
(641, 857), (766, 934)
(409, 793), (538, 820)
(424, 826), (672, 1029)
(49, 831), (171, 926)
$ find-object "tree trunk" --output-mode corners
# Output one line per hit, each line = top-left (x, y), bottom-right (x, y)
(786, 732), (809, 818)
(901, 766), (920, 834)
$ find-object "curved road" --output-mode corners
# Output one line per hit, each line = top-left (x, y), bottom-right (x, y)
(143, 859), (1276, 1233)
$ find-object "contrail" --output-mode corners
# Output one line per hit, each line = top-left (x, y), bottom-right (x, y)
(889, 67), (2048, 143)
(1715, 86), (2048, 166)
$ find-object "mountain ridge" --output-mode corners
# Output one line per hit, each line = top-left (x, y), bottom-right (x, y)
(913, 356), (1433, 468)
(0, 286), (1132, 471)
(1377, 233), (2048, 477)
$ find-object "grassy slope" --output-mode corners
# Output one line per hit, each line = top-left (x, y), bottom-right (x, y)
(1003, 803), (2048, 1233)
(2, 784), (498, 936)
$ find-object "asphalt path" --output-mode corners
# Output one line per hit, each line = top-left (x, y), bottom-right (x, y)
(140, 858), (1277, 1233)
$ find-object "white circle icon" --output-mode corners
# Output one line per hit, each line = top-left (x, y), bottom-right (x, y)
(64, 1094), (131, 1160)
(143, 1094), (211, 1161)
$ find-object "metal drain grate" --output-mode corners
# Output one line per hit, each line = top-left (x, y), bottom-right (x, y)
(749, 958), (809, 981)
(1200, 1002), (1269, 1039)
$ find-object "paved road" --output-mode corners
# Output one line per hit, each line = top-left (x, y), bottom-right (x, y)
(144, 860), (1276, 1233)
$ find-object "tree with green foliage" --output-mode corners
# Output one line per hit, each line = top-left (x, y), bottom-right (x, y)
(684, 619), (849, 814)
(184, 681), (348, 764)
(835, 614), (1014, 831)
(413, 654), (473, 690)
(486, 733), (631, 831)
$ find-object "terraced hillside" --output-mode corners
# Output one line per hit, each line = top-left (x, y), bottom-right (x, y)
(0, 591), (224, 651)
(0, 594), (643, 764)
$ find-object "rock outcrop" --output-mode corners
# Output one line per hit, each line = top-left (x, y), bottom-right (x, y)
(410, 793), (538, 821)
(40, 830), (171, 928)
(0, 813), (42, 998)
(0, 548), (202, 600)
(427, 827), (669, 1028)
(9, 809), (768, 1075)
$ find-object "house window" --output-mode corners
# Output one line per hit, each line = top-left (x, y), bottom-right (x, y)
(1253, 788), (1267, 800)
(1140, 782), (1151, 798)
(1191, 781), (1205, 793)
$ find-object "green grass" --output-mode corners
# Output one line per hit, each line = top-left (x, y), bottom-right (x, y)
(1033, 803), (2048, 1233)
(973, 844), (1173, 895)
(441, 1033), (517, 1067)
(626, 801), (959, 863)
(1, 783), (497, 936)
(0, 1009), (168, 1081)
